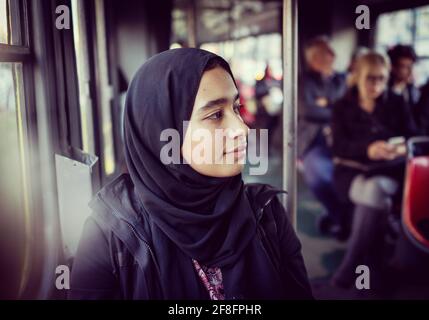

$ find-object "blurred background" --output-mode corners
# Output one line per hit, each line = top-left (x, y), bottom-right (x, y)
(1, 0), (429, 299)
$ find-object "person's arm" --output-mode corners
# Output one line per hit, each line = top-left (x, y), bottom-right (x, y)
(68, 218), (120, 300)
(300, 83), (333, 123)
(268, 197), (313, 299)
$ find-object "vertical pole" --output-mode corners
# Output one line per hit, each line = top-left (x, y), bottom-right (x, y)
(282, 0), (298, 228)
(187, 0), (197, 48)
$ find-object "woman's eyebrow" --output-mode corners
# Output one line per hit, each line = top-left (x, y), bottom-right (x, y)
(198, 93), (240, 114)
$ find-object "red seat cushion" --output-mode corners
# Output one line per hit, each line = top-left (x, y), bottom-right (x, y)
(403, 156), (429, 247)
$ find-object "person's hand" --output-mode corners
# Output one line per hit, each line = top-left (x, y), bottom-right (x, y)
(387, 137), (407, 157)
(367, 140), (397, 161)
(315, 97), (328, 108)
(394, 143), (407, 156)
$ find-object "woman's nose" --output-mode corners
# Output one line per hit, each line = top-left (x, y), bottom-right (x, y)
(227, 117), (249, 140)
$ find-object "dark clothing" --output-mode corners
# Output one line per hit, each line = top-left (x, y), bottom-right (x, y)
(331, 87), (418, 203)
(388, 80), (421, 133)
(254, 76), (282, 152)
(298, 70), (347, 157)
(388, 80), (420, 108)
(416, 81), (429, 135)
(255, 76), (281, 101)
(298, 70), (347, 224)
(69, 174), (313, 300)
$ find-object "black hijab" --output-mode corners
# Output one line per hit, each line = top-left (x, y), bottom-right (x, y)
(123, 48), (256, 267)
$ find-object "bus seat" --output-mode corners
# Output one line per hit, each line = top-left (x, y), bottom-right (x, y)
(403, 137), (429, 253)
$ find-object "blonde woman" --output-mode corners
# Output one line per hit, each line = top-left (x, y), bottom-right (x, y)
(330, 51), (418, 289)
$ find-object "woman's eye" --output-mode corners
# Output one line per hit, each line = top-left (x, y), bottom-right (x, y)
(207, 110), (223, 120)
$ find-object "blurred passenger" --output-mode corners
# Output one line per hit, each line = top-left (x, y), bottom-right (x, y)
(387, 45), (420, 122)
(416, 79), (429, 135)
(255, 65), (283, 155)
(298, 36), (348, 239)
(331, 52), (418, 288)
(346, 47), (369, 87)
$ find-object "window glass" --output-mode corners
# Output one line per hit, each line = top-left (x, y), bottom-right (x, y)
(376, 5), (429, 86)
(0, 0), (8, 44)
(95, 0), (115, 175)
(71, 0), (95, 155)
(415, 6), (429, 57)
(0, 62), (26, 214)
(375, 9), (413, 49)
(0, 63), (30, 298)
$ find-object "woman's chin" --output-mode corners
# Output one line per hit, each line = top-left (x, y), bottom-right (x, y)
(220, 163), (245, 177)
(187, 162), (244, 178)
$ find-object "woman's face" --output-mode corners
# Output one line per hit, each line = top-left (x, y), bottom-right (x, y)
(181, 66), (249, 177)
(357, 64), (388, 101)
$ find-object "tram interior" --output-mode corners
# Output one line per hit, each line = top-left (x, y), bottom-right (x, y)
(1, 0), (429, 299)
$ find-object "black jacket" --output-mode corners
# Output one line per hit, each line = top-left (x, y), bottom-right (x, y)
(331, 88), (418, 202)
(68, 174), (313, 300)
(298, 70), (347, 156)
(416, 80), (429, 135)
(388, 79), (421, 128)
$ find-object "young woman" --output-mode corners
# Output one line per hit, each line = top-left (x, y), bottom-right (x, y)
(69, 48), (312, 300)
(331, 52), (418, 288)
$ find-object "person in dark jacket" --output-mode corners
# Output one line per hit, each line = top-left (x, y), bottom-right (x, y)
(416, 79), (429, 135)
(298, 36), (348, 238)
(254, 65), (283, 155)
(331, 51), (418, 288)
(69, 48), (312, 300)
(387, 45), (420, 124)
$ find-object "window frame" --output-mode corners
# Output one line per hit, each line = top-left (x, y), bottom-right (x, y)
(0, 0), (89, 299)
(0, 0), (40, 299)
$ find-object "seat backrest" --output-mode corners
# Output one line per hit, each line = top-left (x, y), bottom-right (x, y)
(403, 155), (429, 249)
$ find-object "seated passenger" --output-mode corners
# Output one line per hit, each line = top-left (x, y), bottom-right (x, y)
(330, 51), (418, 288)
(298, 36), (349, 239)
(69, 48), (312, 300)
(387, 45), (420, 124)
(254, 65), (283, 155)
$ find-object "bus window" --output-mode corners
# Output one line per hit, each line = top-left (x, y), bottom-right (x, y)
(0, 0), (33, 298)
(71, 0), (116, 177)
(0, 0), (7, 44)
(94, 0), (115, 176)
(376, 4), (429, 86)
(0, 62), (31, 299)
(71, 0), (96, 156)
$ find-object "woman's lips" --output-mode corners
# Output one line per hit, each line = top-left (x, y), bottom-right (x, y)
(224, 144), (247, 159)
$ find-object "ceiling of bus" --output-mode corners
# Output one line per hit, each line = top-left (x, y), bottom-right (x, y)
(172, 0), (282, 44)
